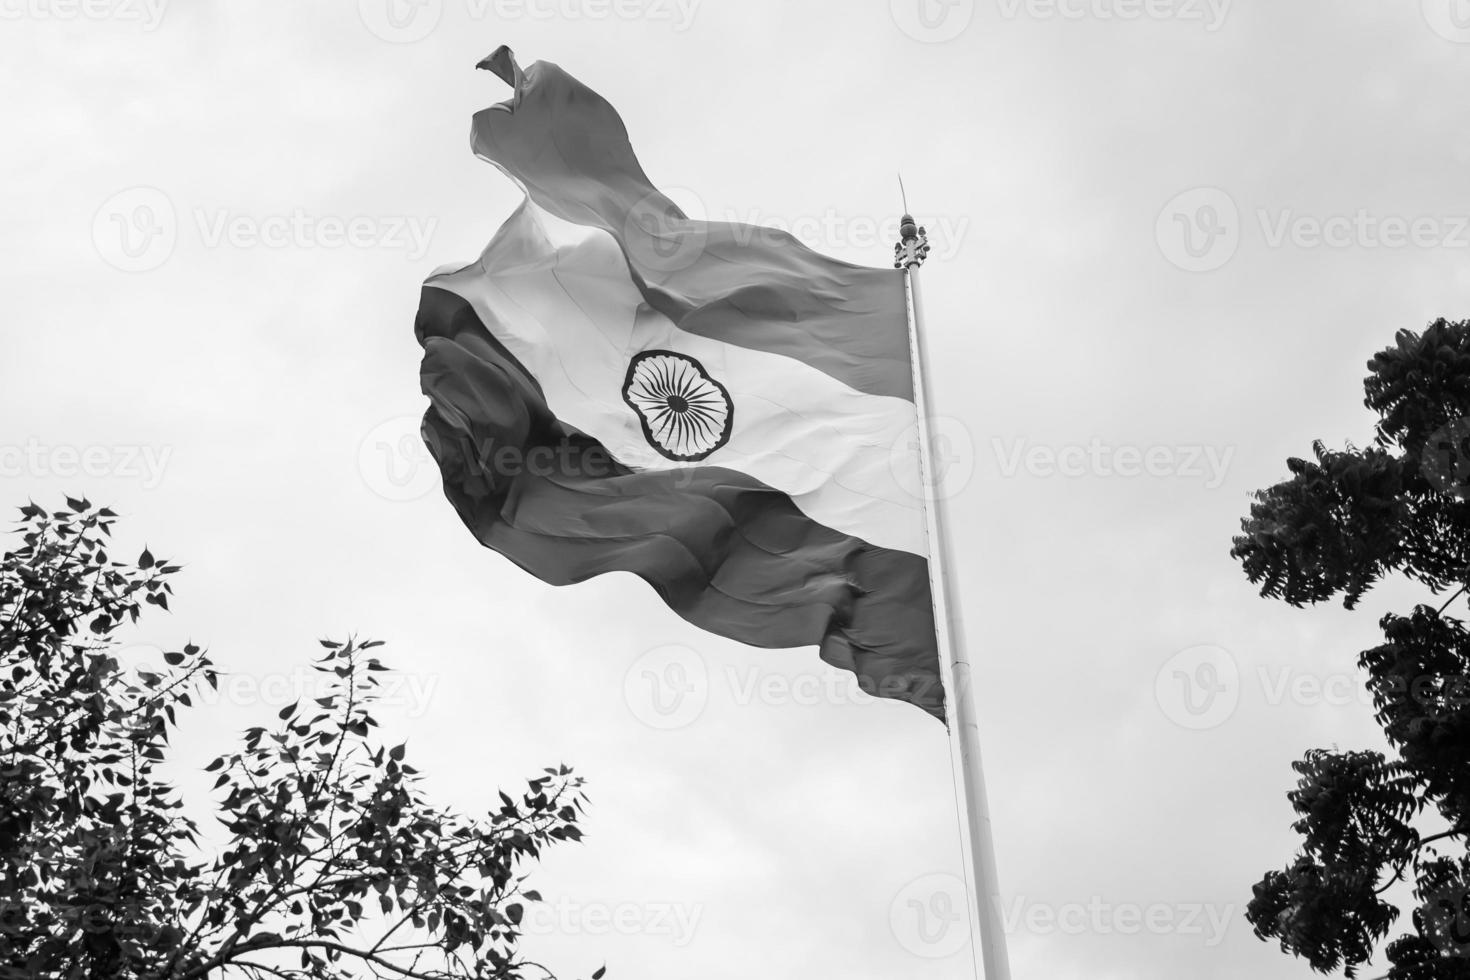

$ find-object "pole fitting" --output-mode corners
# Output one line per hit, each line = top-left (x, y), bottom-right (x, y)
(894, 214), (931, 269)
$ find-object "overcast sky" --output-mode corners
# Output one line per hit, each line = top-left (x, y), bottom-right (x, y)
(6, 2), (1470, 978)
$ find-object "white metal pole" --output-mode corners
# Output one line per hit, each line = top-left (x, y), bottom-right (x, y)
(896, 213), (1012, 980)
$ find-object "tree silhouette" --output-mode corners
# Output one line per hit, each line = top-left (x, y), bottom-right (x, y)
(0, 500), (602, 980)
(1234, 319), (1470, 978)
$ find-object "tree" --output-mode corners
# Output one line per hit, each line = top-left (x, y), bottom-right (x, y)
(1233, 318), (1470, 978)
(0, 499), (602, 980)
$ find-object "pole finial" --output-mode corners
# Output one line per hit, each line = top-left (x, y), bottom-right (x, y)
(894, 176), (930, 269)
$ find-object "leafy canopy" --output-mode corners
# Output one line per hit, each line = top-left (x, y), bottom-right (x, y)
(1234, 319), (1470, 978)
(0, 499), (602, 980)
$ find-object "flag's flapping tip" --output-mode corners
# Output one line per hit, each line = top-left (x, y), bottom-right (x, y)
(475, 45), (515, 79)
(475, 46), (524, 114)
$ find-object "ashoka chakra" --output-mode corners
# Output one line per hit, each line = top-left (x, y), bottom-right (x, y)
(622, 350), (734, 462)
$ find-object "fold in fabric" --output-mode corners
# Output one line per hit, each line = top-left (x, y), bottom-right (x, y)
(470, 44), (915, 403)
(419, 285), (945, 722)
(415, 48), (945, 723)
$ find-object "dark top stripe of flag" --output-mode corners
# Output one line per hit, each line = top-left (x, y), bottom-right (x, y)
(417, 285), (945, 723)
(467, 48), (916, 404)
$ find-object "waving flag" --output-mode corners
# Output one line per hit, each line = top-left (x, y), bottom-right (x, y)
(416, 46), (943, 722)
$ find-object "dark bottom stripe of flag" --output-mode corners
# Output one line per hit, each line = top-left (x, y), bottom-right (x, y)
(416, 285), (945, 723)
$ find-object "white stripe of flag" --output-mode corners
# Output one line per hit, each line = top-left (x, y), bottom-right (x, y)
(428, 198), (929, 558)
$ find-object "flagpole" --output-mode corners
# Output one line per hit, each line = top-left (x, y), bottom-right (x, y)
(895, 212), (1012, 980)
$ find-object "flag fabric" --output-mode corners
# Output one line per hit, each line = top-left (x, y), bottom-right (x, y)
(416, 46), (945, 722)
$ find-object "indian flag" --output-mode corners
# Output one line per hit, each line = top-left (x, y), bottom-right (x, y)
(416, 47), (943, 722)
